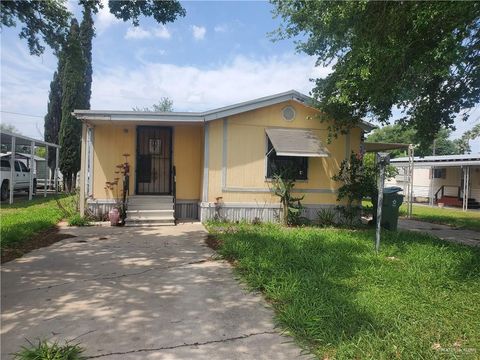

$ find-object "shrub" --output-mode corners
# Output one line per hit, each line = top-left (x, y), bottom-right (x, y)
(13, 339), (86, 360)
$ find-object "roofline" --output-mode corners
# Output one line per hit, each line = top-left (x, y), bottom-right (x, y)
(73, 89), (375, 131)
(0, 130), (60, 148)
(391, 154), (480, 167)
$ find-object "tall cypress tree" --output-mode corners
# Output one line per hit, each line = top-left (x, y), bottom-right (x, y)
(79, 2), (95, 109)
(59, 19), (86, 191)
(44, 69), (63, 180)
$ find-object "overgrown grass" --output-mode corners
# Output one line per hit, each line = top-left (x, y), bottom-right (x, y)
(1, 195), (74, 249)
(363, 200), (480, 231)
(208, 222), (480, 359)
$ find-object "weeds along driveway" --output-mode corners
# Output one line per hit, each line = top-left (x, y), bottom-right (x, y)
(1, 223), (304, 359)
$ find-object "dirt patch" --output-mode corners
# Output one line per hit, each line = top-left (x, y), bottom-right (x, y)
(205, 234), (223, 250)
(1, 227), (76, 264)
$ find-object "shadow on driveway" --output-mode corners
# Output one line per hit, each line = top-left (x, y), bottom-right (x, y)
(1, 223), (306, 359)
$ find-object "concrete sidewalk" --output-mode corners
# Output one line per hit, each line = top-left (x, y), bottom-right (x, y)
(1, 223), (305, 359)
(398, 219), (480, 247)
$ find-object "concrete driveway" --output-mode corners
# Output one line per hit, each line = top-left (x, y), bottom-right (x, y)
(1, 223), (304, 359)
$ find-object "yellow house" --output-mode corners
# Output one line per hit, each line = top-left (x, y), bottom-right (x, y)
(74, 90), (374, 225)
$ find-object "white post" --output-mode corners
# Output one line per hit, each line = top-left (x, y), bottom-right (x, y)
(463, 166), (470, 212)
(44, 145), (48, 197)
(79, 123), (87, 216)
(29, 141), (35, 200)
(9, 136), (16, 204)
(375, 152), (389, 253)
(407, 145), (414, 218)
(55, 147), (59, 194)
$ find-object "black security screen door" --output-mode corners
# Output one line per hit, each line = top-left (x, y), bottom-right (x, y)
(136, 126), (172, 195)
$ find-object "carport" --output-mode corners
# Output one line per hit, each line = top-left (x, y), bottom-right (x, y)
(0, 131), (60, 204)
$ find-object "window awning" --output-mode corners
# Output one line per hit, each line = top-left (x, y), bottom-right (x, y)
(265, 128), (329, 157)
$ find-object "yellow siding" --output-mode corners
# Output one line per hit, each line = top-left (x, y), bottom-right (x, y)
(173, 125), (203, 200)
(92, 124), (203, 201)
(92, 124), (136, 199)
(207, 100), (363, 205)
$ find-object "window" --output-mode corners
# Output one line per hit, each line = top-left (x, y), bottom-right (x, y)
(432, 168), (446, 179)
(14, 161), (20, 172)
(0, 160), (10, 169)
(19, 161), (28, 172)
(266, 138), (308, 180)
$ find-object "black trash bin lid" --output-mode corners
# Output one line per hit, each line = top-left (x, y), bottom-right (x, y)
(383, 186), (403, 194)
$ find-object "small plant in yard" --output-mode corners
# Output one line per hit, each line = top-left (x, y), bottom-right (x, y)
(104, 154), (130, 225)
(316, 208), (336, 227)
(68, 213), (90, 227)
(271, 172), (305, 226)
(13, 339), (86, 360)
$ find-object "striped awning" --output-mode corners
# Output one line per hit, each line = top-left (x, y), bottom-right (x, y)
(265, 128), (329, 157)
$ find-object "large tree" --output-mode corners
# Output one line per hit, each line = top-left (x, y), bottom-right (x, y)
(272, 1), (480, 149)
(0, 0), (70, 55)
(79, 1), (96, 110)
(44, 70), (63, 177)
(59, 19), (86, 191)
(453, 123), (480, 154)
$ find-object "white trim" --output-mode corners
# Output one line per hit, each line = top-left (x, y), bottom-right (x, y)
(202, 124), (209, 202)
(222, 118), (228, 188)
(221, 186), (337, 194)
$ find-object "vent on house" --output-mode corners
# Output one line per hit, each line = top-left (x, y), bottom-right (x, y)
(282, 106), (296, 122)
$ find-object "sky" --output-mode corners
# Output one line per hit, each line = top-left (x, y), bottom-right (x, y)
(1, 0), (479, 152)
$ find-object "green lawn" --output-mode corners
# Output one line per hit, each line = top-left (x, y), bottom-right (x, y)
(1, 195), (74, 249)
(208, 222), (480, 359)
(363, 201), (480, 231)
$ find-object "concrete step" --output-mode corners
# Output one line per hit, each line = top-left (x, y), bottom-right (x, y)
(125, 218), (175, 227)
(126, 210), (174, 220)
(128, 195), (173, 204)
(128, 203), (174, 211)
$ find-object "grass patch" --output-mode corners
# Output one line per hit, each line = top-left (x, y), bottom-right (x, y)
(208, 222), (480, 359)
(363, 200), (480, 231)
(13, 339), (86, 360)
(1, 195), (74, 249)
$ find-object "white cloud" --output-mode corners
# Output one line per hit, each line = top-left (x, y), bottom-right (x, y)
(125, 25), (171, 40)
(214, 24), (228, 33)
(95, 0), (122, 33)
(154, 26), (171, 39)
(125, 26), (152, 40)
(192, 25), (206, 40)
(90, 54), (330, 112)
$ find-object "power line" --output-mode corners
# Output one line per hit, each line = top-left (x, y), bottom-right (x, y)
(0, 110), (43, 118)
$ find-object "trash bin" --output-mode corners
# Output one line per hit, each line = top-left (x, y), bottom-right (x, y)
(381, 187), (404, 230)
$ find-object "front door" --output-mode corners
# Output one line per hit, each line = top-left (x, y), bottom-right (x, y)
(136, 126), (172, 195)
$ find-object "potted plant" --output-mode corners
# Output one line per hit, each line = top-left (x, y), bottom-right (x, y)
(105, 154), (130, 226)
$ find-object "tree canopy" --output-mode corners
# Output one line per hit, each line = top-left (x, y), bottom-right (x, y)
(133, 98), (174, 112)
(0, 0), (71, 55)
(366, 124), (463, 157)
(272, 1), (480, 148)
(2, 0), (185, 55)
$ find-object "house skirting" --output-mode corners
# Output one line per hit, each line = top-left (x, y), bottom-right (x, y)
(199, 202), (340, 223)
(87, 198), (200, 221)
(88, 199), (342, 223)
